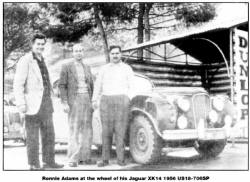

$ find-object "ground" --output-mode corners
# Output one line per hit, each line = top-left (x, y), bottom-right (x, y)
(3, 141), (248, 170)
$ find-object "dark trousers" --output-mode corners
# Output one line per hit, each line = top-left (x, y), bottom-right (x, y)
(100, 95), (130, 162)
(68, 94), (93, 163)
(25, 94), (55, 166)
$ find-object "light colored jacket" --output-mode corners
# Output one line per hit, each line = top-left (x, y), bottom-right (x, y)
(13, 52), (52, 115)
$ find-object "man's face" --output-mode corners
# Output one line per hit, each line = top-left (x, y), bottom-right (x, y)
(110, 48), (122, 64)
(32, 38), (46, 55)
(73, 45), (84, 61)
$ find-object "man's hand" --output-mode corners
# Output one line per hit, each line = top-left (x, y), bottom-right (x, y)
(62, 103), (70, 113)
(92, 101), (98, 110)
(18, 105), (27, 113)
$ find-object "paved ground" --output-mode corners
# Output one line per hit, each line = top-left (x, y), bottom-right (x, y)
(3, 141), (248, 170)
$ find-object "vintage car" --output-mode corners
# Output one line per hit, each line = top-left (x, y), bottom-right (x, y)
(3, 93), (69, 146)
(91, 70), (236, 164)
(114, 23), (239, 164)
(4, 95), (26, 143)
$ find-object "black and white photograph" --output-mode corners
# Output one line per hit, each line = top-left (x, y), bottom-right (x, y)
(1, 1), (249, 178)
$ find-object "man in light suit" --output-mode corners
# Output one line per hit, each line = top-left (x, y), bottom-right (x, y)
(13, 33), (63, 170)
(59, 44), (96, 167)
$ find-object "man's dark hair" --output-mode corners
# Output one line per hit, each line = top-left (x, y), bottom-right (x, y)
(31, 32), (46, 43)
(109, 45), (122, 52)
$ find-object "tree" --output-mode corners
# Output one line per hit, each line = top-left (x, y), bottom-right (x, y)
(41, 2), (137, 62)
(3, 3), (40, 70)
(137, 3), (145, 59)
(40, 2), (216, 62)
(144, 3), (153, 59)
(93, 5), (110, 62)
(135, 3), (216, 59)
(144, 3), (153, 42)
(175, 3), (216, 26)
(93, 3), (137, 62)
(136, 3), (153, 60)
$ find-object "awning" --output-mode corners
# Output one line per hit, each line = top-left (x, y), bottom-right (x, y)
(123, 17), (248, 52)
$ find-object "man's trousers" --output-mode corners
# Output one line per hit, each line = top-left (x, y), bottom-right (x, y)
(67, 93), (93, 163)
(25, 94), (55, 166)
(100, 95), (130, 162)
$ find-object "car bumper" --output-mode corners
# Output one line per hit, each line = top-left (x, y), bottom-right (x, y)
(162, 128), (227, 141)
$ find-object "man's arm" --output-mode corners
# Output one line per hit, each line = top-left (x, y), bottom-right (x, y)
(92, 66), (105, 107)
(13, 56), (29, 113)
(86, 65), (94, 99)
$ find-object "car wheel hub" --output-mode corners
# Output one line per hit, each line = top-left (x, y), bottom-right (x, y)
(136, 128), (148, 151)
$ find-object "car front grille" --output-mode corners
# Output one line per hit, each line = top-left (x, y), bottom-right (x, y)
(192, 93), (211, 128)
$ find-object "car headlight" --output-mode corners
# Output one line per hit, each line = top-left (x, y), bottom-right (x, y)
(177, 98), (190, 112)
(208, 110), (218, 123)
(177, 115), (188, 129)
(213, 98), (224, 111)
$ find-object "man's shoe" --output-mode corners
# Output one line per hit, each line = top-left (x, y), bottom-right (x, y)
(79, 159), (96, 165)
(97, 160), (109, 167)
(29, 164), (42, 170)
(69, 162), (78, 167)
(43, 162), (64, 169)
(117, 160), (127, 166)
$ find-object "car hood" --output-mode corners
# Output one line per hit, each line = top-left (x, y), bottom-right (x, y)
(154, 87), (207, 95)
(149, 87), (208, 105)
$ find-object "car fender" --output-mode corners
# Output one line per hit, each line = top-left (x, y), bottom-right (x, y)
(130, 107), (163, 138)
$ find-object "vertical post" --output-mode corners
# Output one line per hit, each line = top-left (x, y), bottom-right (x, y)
(229, 27), (235, 147)
(229, 28), (234, 102)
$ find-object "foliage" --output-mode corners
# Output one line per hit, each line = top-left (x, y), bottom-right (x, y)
(4, 2), (217, 64)
(96, 3), (137, 24)
(175, 3), (216, 26)
(3, 3), (39, 61)
(39, 3), (92, 43)
(41, 3), (137, 43)
(40, 3), (138, 62)
(43, 23), (93, 43)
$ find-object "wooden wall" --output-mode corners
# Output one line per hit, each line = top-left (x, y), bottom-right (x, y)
(126, 59), (231, 95)
(206, 62), (231, 95)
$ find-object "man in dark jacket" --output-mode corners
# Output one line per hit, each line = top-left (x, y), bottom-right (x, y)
(59, 44), (95, 167)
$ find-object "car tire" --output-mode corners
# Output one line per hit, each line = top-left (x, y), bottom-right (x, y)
(129, 114), (162, 164)
(194, 139), (227, 158)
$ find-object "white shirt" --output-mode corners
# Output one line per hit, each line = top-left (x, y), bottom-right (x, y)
(92, 62), (134, 101)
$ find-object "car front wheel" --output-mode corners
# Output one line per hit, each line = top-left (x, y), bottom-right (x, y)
(195, 139), (227, 158)
(129, 114), (162, 164)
